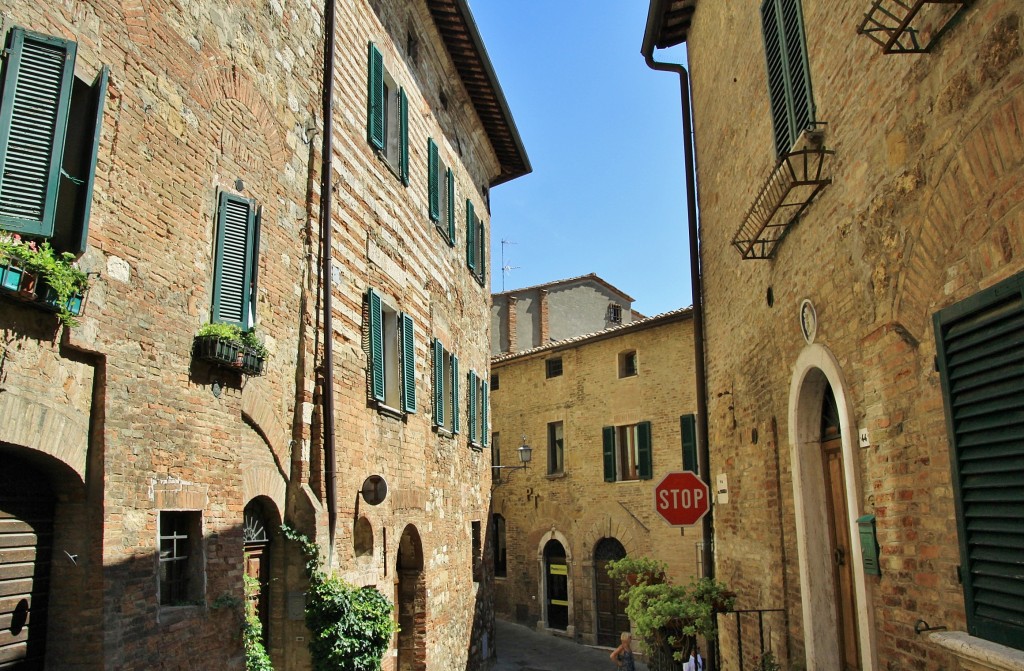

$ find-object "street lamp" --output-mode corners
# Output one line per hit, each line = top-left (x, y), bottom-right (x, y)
(492, 435), (532, 481)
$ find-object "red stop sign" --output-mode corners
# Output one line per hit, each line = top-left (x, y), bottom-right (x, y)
(654, 472), (710, 526)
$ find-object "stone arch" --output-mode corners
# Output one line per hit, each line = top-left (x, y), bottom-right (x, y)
(0, 393), (88, 485)
(242, 466), (286, 519)
(535, 529), (574, 635)
(787, 344), (877, 671)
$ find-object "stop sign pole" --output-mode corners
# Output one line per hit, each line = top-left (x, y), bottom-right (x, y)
(654, 471), (710, 526)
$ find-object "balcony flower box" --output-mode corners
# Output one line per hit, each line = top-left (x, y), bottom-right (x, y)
(0, 259), (39, 301)
(38, 283), (87, 318)
(0, 232), (90, 325)
(193, 323), (268, 377)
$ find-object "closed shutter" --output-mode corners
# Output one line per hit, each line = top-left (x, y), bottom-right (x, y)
(0, 28), (76, 237)
(446, 169), (456, 246)
(433, 338), (444, 426)
(934, 273), (1024, 649)
(477, 217), (486, 281)
(466, 199), (476, 271)
(468, 370), (478, 443)
(401, 312), (416, 413)
(368, 288), (385, 402)
(399, 88), (409, 186)
(367, 42), (384, 151)
(428, 139), (439, 221)
(481, 379), (489, 447)
(72, 65), (110, 253)
(637, 421), (653, 480)
(681, 414), (698, 474)
(212, 192), (256, 329)
(602, 427), (616, 482)
(452, 354), (460, 434)
(761, 0), (813, 157)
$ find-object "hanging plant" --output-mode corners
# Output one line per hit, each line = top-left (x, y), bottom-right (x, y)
(0, 231), (90, 326)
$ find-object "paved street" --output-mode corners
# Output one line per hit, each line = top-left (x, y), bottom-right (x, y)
(493, 619), (650, 671)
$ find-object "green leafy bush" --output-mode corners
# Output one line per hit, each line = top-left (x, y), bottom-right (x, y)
(281, 524), (396, 671)
(244, 574), (274, 671)
(196, 322), (269, 358)
(1, 231), (89, 326)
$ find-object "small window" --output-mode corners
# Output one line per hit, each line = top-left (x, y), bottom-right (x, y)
(354, 517), (373, 558)
(428, 138), (455, 245)
(432, 338), (459, 433)
(367, 288), (416, 413)
(159, 511), (203, 606)
(465, 199), (486, 285)
(490, 374), (499, 391)
(547, 421), (564, 475)
(546, 358), (563, 379)
(491, 432), (501, 481)
(493, 514), (507, 578)
(471, 521), (482, 583)
(367, 42), (408, 184)
(602, 422), (653, 482)
(618, 350), (638, 378)
(608, 303), (623, 323)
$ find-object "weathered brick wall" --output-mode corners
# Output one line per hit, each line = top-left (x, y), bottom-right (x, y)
(684, 1), (1023, 669)
(491, 313), (703, 645)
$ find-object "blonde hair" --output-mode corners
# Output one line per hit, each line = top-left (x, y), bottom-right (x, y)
(621, 632), (632, 643)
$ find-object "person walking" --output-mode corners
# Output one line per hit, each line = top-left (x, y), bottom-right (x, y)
(610, 632), (636, 671)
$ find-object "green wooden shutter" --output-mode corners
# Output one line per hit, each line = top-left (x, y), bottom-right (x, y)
(368, 288), (385, 402)
(468, 370), (478, 443)
(681, 414), (698, 474)
(637, 421), (653, 480)
(446, 169), (456, 246)
(399, 87), (409, 186)
(761, 0), (814, 157)
(433, 338), (444, 426)
(478, 217), (486, 281)
(602, 427), (616, 482)
(934, 272), (1024, 648)
(428, 138), (439, 221)
(0, 28), (76, 237)
(452, 354), (460, 434)
(481, 379), (489, 447)
(367, 42), (384, 151)
(72, 65), (109, 253)
(781, 0), (813, 143)
(466, 199), (476, 271)
(212, 192), (256, 329)
(400, 312), (416, 413)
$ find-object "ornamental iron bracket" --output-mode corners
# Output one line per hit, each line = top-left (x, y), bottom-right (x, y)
(857, 0), (970, 54)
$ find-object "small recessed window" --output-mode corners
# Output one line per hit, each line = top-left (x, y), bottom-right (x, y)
(619, 350), (638, 378)
(548, 421), (564, 475)
(159, 511), (204, 606)
(471, 521), (482, 583)
(608, 303), (623, 323)
(490, 374), (499, 391)
(354, 517), (373, 557)
(546, 358), (563, 379)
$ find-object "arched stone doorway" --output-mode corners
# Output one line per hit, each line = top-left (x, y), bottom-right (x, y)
(788, 345), (876, 671)
(543, 539), (569, 630)
(243, 497), (280, 652)
(0, 453), (55, 669)
(594, 538), (628, 646)
(396, 524), (425, 671)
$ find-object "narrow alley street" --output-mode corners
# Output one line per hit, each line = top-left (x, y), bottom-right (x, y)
(493, 619), (650, 671)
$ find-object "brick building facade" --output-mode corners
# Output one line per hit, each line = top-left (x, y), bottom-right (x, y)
(0, 0), (526, 669)
(489, 307), (703, 647)
(644, 1), (1024, 670)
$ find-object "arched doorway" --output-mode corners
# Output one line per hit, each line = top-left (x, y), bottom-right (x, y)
(0, 454), (54, 669)
(594, 538), (628, 646)
(396, 525), (425, 671)
(243, 498), (278, 646)
(543, 539), (568, 630)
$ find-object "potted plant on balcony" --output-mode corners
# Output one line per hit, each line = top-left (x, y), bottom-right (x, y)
(194, 323), (267, 376)
(0, 231), (90, 326)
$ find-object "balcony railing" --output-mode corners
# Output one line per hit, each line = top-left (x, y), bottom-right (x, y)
(857, 0), (970, 54)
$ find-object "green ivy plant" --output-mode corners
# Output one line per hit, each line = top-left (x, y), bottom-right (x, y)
(196, 322), (270, 358)
(281, 524), (396, 671)
(607, 556), (735, 668)
(0, 231), (89, 326)
(244, 574), (274, 671)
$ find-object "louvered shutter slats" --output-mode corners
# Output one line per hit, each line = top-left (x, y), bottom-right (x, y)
(428, 139), (439, 221)
(368, 289), (385, 402)
(466, 200), (476, 271)
(213, 194), (254, 328)
(446, 169), (456, 245)
(481, 381), (488, 447)
(367, 43), (385, 150)
(433, 339), (444, 426)
(602, 427), (616, 482)
(468, 370), (477, 443)
(452, 355), (460, 434)
(399, 88), (409, 186)
(401, 312), (416, 413)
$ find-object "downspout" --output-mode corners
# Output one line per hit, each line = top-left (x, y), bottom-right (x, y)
(320, 0), (338, 566)
(640, 12), (713, 583)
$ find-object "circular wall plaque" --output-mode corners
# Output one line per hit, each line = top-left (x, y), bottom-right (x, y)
(799, 299), (817, 344)
(360, 475), (388, 505)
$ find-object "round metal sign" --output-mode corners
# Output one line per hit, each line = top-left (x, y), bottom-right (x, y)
(360, 475), (388, 505)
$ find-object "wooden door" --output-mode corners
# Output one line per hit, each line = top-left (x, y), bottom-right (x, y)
(244, 544), (269, 639)
(822, 436), (859, 670)
(594, 539), (628, 646)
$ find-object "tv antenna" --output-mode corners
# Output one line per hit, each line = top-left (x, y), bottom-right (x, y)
(501, 239), (519, 291)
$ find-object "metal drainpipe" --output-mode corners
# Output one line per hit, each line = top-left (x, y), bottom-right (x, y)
(321, 0), (338, 566)
(641, 51), (713, 582)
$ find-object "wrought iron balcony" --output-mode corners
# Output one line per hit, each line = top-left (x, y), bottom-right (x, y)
(857, 0), (970, 54)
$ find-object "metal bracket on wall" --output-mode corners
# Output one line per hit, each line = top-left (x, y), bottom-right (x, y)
(857, 0), (970, 54)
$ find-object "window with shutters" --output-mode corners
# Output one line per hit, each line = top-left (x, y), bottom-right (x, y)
(366, 288), (416, 414)
(0, 27), (109, 253)
(432, 338), (459, 434)
(680, 414), (699, 474)
(212, 192), (260, 330)
(547, 421), (564, 476)
(602, 422), (653, 482)
(465, 199), (485, 285)
(428, 138), (455, 245)
(467, 369), (488, 448)
(367, 42), (408, 185)
(760, 0), (815, 157)
(159, 511), (204, 607)
(934, 272), (1024, 650)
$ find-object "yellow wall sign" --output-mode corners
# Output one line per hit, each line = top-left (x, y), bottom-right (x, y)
(548, 563), (567, 576)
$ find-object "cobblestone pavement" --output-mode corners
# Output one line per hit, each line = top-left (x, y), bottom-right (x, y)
(492, 618), (650, 671)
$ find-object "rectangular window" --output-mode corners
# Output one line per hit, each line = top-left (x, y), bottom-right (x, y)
(934, 271), (1024, 650)
(761, 0), (815, 157)
(0, 27), (109, 252)
(432, 338), (459, 433)
(547, 421), (564, 475)
(159, 511), (203, 606)
(367, 288), (416, 413)
(491, 432), (501, 482)
(608, 303), (623, 323)
(546, 357), (563, 379)
(212, 192), (260, 330)
(493, 514), (507, 578)
(465, 199), (485, 285)
(367, 42), (408, 184)
(428, 138), (455, 245)
(681, 414), (698, 474)
(471, 521), (482, 583)
(618, 350), (638, 378)
(490, 373), (499, 391)
(603, 422), (653, 482)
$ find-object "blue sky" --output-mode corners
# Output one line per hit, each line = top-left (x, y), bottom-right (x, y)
(470, 1), (692, 317)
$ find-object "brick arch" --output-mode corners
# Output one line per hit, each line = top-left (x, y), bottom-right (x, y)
(0, 393), (87, 484)
(895, 84), (1024, 338)
(192, 65), (288, 163)
(577, 512), (644, 561)
(241, 380), (291, 463)
(242, 465), (286, 519)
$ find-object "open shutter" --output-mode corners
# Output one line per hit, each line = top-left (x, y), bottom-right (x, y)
(681, 414), (698, 474)
(466, 199), (476, 271)
(367, 42), (384, 150)
(433, 339), (444, 426)
(602, 427), (616, 482)
(428, 139), (439, 221)
(761, 0), (813, 157)
(934, 273), (1024, 647)
(637, 421), (653, 480)
(401, 312), (416, 413)
(478, 217), (486, 281)
(0, 28), (76, 237)
(399, 88), (409, 186)
(72, 65), (109, 253)
(781, 0), (813, 144)
(468, 370), (478, 443)
(368, 288), (385, 402)
(446, 169), (456, 246)
(452, 355), (460, 434)
(212, 193), (256, 329)
(481, 379), (489, 447)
